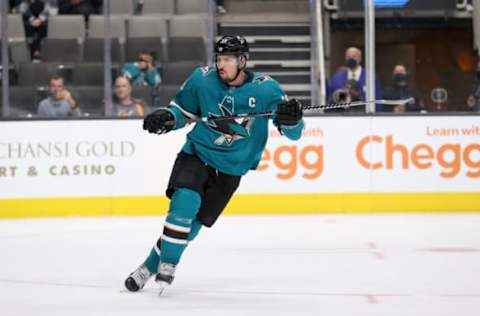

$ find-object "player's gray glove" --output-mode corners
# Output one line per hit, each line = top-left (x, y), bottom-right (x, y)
(275, 98), (303, 126)
(143, 109), (174, 134)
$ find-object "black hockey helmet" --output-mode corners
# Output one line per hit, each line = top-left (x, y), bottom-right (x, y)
(214, 35), (249, 55)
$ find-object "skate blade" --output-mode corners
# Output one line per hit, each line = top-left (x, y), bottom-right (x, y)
(120, 287), (156, 294)
(157, 281), (170, 296)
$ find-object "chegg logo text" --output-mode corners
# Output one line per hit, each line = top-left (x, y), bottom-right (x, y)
(257, 145), (324, 180)
(356, 135), (480, 178)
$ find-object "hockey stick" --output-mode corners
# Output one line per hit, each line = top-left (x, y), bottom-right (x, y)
(163, 97), (415, 127)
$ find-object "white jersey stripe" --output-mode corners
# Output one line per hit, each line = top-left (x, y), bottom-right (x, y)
(169, 101), (199, 120)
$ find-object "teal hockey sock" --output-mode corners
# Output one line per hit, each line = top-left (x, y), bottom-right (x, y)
(160, 188), (201, 265)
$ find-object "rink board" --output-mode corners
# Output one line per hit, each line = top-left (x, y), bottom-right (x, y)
(0, 117), (479, 217)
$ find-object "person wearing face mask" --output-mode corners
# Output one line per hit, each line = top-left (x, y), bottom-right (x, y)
(466, 60), (480, 111)
(327, 46), (383, 111)
(383, 64), (424, 113)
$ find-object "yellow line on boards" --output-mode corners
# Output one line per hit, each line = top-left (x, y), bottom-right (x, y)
(0, 192), (479, 218)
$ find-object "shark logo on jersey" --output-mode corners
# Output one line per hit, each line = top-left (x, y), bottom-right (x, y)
(206, 95), (254, 145)
(253, 75), (272, 84)
(218, 95), (235, 113)
(201, 66), (214, 76)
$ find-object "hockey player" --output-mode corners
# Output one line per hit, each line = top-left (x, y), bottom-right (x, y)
(124, 35), (305, 294)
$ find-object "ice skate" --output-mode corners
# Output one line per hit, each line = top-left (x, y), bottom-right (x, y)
(155, 262), (176, 295)
(124, 263), (153, 292)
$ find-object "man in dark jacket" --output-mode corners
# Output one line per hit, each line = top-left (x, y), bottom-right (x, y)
(327, 46), (383, 111)
(58, 0), (102, 16)
(17, 0), (55, 60)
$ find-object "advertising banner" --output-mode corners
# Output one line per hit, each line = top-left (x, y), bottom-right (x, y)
(0, 116), (478, 216)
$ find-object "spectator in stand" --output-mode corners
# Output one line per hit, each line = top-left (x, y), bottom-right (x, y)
(216, 0), (226, 14)
(466, 59), (480, 112)
(325, 78), (364, 113)
(112, 76), (145, 117)
(37, 75), (81, 117)
(383, 64), (424, 112)
(58, 0), (102, 16)
(121, 50), (161, 88)
(12, 0), (58, 13)
(16, 0), (57, 61)
(134, 0), (143, 15)
(327, 46), (383, 111)
(9, 0), (24, 12)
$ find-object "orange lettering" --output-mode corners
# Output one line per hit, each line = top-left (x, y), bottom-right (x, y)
(411, 144), (434, 169)
(273, 145), (297, 180)
(356, 135), (383, 170)
(386, 135), (409, 169)
(464, 144), (480, 178)
(257, 149), (270, 171)
(437, 144), (461, 178)
(300, 145), (324, 179)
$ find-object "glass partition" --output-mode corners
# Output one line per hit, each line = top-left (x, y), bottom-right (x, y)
(0, 0), (214, 119)
(3, 0), (478, 117)
(318, 0), (480, 113)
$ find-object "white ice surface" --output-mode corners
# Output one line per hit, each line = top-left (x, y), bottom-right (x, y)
(1, 214), (480, 316)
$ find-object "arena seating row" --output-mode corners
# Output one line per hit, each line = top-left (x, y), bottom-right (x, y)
(0, 59), (203, 116)
(110, 0), (210, 16)
(0, 14), (209, 64)
(11, 61), (201, 86)
(2, 84), (181, 117)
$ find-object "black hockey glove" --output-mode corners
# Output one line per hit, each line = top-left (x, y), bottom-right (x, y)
(275, 98), (303, 126)
(143, 109), (174, 134)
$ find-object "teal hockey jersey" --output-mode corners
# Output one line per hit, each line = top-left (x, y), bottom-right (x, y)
(163, 66), (304, 176)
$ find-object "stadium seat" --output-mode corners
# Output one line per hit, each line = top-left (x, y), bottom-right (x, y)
(152, 84), (180, 107)
(131, 86), (154, 108)
(42, 39), (82, 63)
(0, 65), (16, 86)
(0, 14), (26, 39)
(7, 86), (39, 116)
(0, 15), (29, 63)
(72, 63), (119, 86)
(47, 15), (86, 40)
(85, 15), (126, 62)
(73, 86), (105, 116)
(84, 38), (122, 63)
(176, 0), (209, 15)
(44, 15), (85, 63)
(126, 16), (168, 62)
(161, 61), (202, 84)
(9, 42), (30, 63)
(166, 37), (206, 63)
(110, 0), (135, 15)
(127, 16), (168, 38)
(125, 37), (164, 63)
(17, 63), (58, 86)
(88, 15), (126, 40)
(169, 15), (208, 38)
(141, 0), (175, 15)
